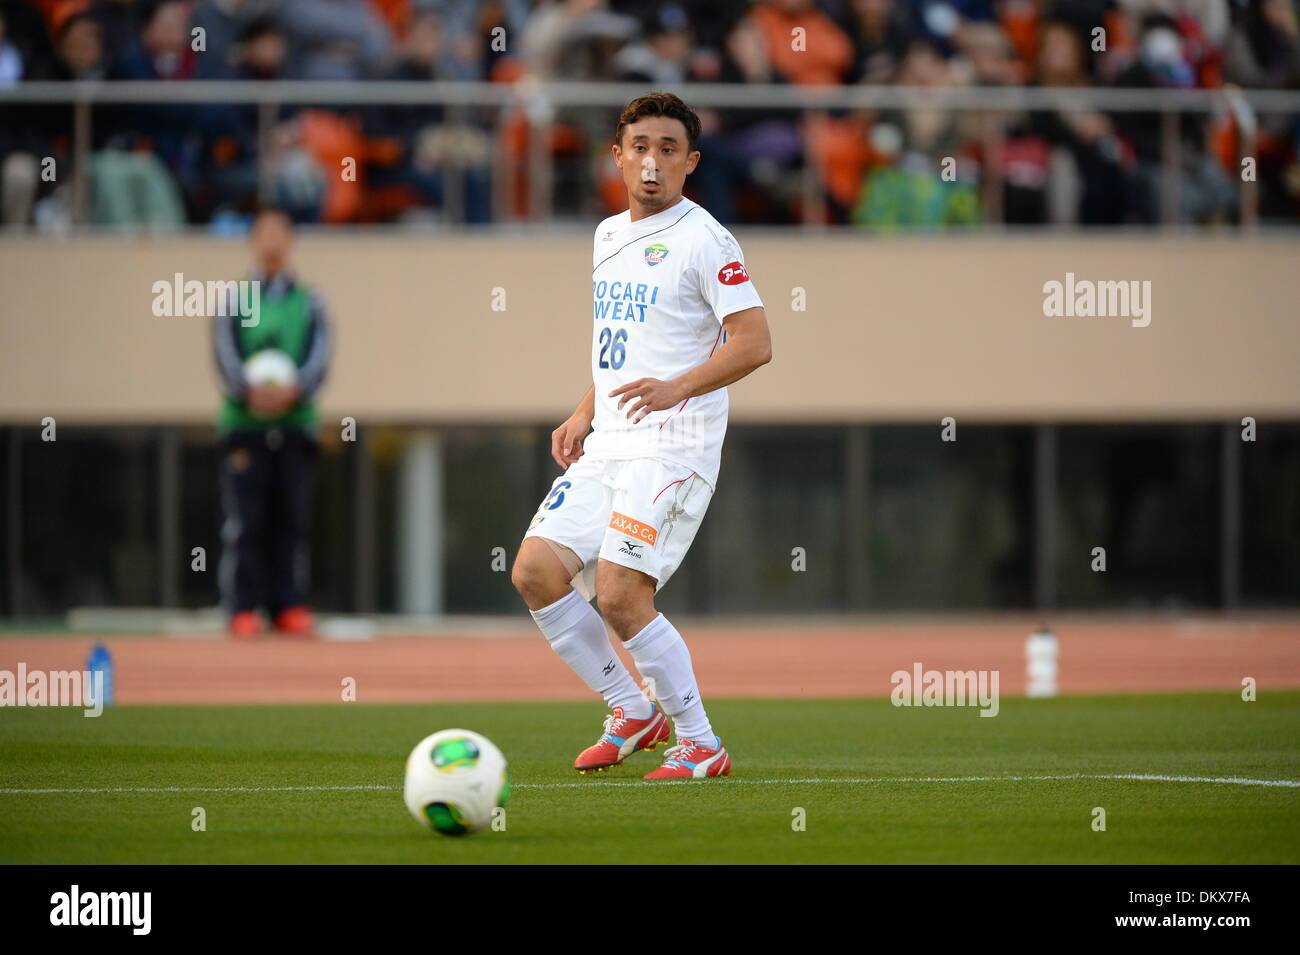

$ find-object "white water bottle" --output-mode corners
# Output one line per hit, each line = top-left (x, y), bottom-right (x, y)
(1026, 627), (1058, 698)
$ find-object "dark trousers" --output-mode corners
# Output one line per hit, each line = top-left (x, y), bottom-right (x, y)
(218, 429), (318, 616)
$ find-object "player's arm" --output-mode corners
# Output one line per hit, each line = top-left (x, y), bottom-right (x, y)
(294, 292), (332, 401)
(552, 384), (595, 468)
(611, 306), (772, 424)
(212, 308), (249, 400)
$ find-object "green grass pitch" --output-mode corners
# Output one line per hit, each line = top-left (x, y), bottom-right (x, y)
(1, 692), (1297, 864)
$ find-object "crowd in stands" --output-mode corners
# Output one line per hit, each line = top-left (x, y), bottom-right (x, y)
(0, 0), (1297, 229)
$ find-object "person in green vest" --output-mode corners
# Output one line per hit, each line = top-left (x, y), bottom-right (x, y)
(212, 207), (331, 639)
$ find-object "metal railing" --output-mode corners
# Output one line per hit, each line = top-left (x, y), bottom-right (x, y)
(3, 80), (1298, 229)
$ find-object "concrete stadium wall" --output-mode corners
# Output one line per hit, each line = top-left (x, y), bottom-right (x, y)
(1, 233), (1297, 424)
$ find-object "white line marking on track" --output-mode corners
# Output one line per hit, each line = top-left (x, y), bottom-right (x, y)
(0, 773), (1296, 795)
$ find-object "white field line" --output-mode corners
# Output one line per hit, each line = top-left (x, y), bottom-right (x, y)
(0, 773), (1296, 795)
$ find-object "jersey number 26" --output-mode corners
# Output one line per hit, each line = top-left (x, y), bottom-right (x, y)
(598, 328), (627, 369)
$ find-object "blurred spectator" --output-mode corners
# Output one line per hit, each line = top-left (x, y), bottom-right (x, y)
(199, 16), (291, 218)
(50, 11), (107, 79)
(843, 0), (916, 84)
(1112, 12), (1236, 221)
(192, 0), (279, 77)
(997, 0), (1044, 72)
(89, 148), (187, 228)
(110, 0), (197, 79)
(92, 0), (147, 58)
(1029, 18), (1130, 223)
(1, 0), (56, 79)
(955, 18), (1023, 83)
(106, 0), (202, 176)
(390, 6), (452, 80)
(366, 9), (493, 222)
(2, 11), (106, 227)
(1224, 0), (1300, 89)
(521, 0), (636, 80)
(0, 0), (39, 223)
(852, 39), (982, 228)
(427, 0), (533, 80)
(914, 0), (998, 56)
(1044, 0), (1132, 82)
(954, 22), (1055, 222)
(615, 3), (692, 85)
(0, 10), (24, 83)
(1118, 0), (1230, 50)
(97, 0), (199, 227)
(278, 0), (391, 79)
(1224, 0), (1300, 221)
(749, 0), (856, 85)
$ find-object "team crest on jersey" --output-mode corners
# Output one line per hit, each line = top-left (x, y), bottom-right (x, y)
(644, 243), (669, 266)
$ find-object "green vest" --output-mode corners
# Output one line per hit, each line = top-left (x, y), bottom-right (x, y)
(218, 282), (320, 433)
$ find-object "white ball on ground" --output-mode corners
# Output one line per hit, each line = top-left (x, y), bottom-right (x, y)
(403, 729), (510, 836)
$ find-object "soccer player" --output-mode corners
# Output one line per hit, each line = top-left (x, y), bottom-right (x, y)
(511, 93), (773, 780)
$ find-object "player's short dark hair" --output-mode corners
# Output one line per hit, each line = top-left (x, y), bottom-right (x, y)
(614, 92), (701, 152)
(252, 205), (294, 229)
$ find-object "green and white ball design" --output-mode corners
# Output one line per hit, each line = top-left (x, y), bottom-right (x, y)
(403, 729), (510, 836)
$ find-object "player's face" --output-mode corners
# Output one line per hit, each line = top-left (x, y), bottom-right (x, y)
(613, 116), (700, 214)
(250, 214), (294, 274)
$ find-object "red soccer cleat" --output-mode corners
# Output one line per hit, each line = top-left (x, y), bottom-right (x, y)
(643, 736), (731, 780)
(273, 606), (315, 639)
(229, 611), (262, 640)
(574, 704), (670, 774)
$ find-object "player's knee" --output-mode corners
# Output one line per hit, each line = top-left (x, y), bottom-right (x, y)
(511, 544), (565, 608)
(595, 581), (651, 639)
(510, 552), (542, 600)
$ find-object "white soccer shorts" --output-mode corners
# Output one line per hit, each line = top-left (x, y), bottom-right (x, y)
(522, 455), (713, 597)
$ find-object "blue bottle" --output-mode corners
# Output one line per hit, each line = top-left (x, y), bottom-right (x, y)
(87, 641), (114, 707)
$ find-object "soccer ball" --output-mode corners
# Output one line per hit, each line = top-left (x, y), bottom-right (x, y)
(243, 349), (298, 388)
(403, 729), (510, 836)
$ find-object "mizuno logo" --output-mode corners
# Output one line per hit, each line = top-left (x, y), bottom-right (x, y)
(603, 659), (616, 675)
(682, 691), (695, 705)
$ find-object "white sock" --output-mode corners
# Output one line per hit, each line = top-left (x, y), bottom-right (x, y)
(530, 590), (651, 718)
(624, 613), (715, 745)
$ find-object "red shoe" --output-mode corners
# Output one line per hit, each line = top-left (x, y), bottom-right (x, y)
(574, 704), (670, 774)
(643, 736), (731, 780)
(229, 611), (262, 640)
(273, 606), (315, 638)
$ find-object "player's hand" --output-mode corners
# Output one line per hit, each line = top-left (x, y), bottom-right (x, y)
(247, 384), (299, 419)
(551, 412), (591, 469)
(246, 385), (277, 418)
(609, 378), (687, 424)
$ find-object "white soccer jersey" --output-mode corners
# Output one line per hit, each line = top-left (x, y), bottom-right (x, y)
(582, 196), (763, 488)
